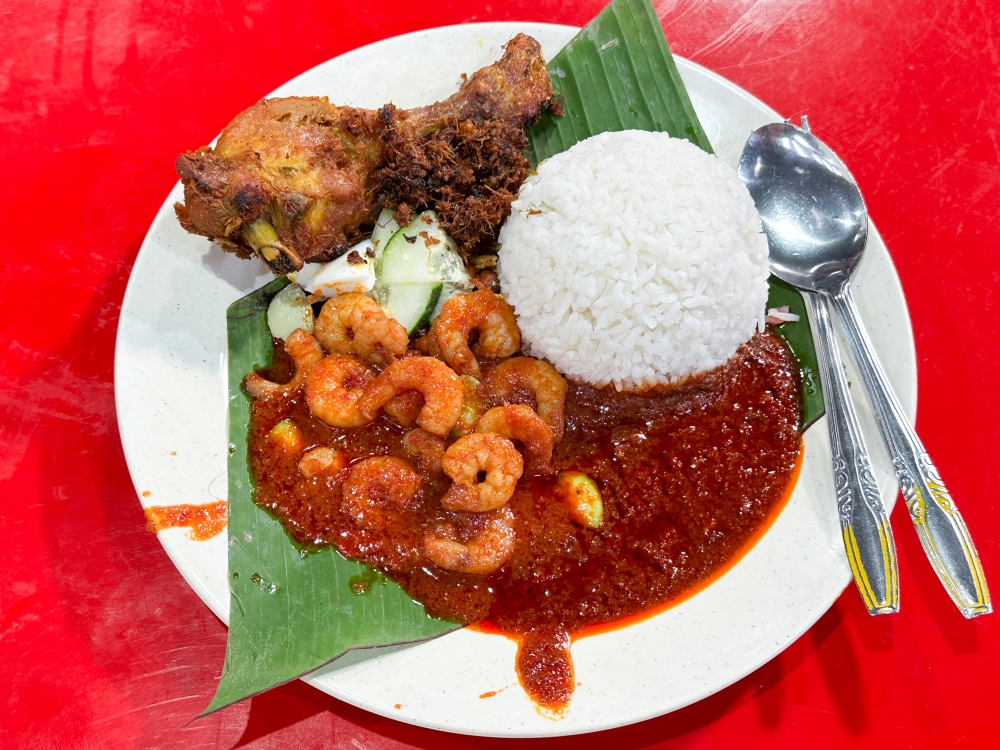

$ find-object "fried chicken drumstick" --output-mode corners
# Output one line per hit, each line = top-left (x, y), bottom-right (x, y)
(174, 34), (555, 274)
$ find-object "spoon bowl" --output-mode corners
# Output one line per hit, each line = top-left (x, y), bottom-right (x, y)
(739, 123), (867, 293)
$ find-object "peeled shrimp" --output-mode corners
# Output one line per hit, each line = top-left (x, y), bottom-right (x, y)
(483, 357), (568, 443)
(314, 292), (408, 365)
(401, 428), (447, 473)
(358, 356), (463, 436)
(297, 446), (349, 478)
(440, 433), (523, 512)
(476, 404), (554, 475)
(383, 390), (425, 428)
(413, 329), (443, 358)
(430, 291), (520, 377)
(244, 328), (324, 398)
(423, 505), (515, 575)
(305, 354), (375, 428)
(341, 456), (422, 527)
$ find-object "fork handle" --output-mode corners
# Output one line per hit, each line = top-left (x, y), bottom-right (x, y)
(806, 291), (900, 614)
(831, 286), (990, 617)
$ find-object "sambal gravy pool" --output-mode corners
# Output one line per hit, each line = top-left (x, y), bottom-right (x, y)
(248, 331), (802, 710)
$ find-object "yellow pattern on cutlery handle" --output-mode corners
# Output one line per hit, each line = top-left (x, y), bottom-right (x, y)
(900, 455), (990, 616)
(842, 514), (900, 615)
(807, 292), (900, 614)
(832, 287), (990, 618)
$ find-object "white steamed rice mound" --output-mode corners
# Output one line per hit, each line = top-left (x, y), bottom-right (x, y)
(497, 130), (769, 390)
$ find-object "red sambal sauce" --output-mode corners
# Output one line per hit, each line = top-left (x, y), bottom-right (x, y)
(248, 330), (802, 709)
(144, 500), (228, 541)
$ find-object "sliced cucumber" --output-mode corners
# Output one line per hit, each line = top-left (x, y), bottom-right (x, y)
(379, 211), (470, 286)
(374, 209), (473, 332)
(376, 281), (443, 335)
(371, 207), (400, 276)
(266, 283), (314, 340)
(431, 282), (467, 320)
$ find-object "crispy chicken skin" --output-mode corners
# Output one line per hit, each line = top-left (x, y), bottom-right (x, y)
(174, 34), (555, 273)
(175, 99), (383, 274)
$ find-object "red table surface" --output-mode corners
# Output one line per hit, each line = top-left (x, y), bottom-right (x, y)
(2, 0), (999, 747)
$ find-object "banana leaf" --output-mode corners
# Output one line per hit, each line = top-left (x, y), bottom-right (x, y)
(527, 0), (712, 162)
(204, 0), (823, 715)
(765, 277), (823, 428)
(527, 0), (824, 428)
(202, 277), (458, 715)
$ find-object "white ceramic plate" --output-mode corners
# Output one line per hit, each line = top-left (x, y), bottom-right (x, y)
(114, 23), (917, 737)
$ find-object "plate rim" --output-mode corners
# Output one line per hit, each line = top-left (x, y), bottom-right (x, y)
(113, 20), (917, 738)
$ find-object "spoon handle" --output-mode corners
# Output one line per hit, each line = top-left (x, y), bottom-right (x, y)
(806, 292), (900, 614)
(831, 286), (991, 617)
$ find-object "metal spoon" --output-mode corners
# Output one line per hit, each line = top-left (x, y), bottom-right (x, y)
(737, 121), (898, 615)
(739, 120), (990, 618)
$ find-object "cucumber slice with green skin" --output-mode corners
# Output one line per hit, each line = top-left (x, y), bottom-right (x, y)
(371, 207), (399, 276)
(431, 282), (467, 320)
(266, 283), (314, 340)
(375, 281), (443, 335)
(379, 211), (469, 286)
(375, 209), (472, 332)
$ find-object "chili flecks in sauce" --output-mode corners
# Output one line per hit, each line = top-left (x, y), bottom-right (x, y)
(248, 331), (802, 709)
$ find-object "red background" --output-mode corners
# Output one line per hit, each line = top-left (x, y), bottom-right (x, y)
(2, 0), (999, 747)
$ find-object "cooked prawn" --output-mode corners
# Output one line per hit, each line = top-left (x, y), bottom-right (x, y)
(244, 328), (324, 398)
(383, 390), (425, 428)
(305, 354), (375, 428)
(342, 456), (422, 527)
(401, 428), (446, 473)
(430, 290), (520, 376)
(440, 433), (523, 512)
(297, 446), (349, 478)
(314, 292), (408, 365)
(358, 356), (463, 436)
(476, 404), (553, 475)
(483, 357), (568, 443)
(423, 505), (515, 575)
(413, 329), (442, 358)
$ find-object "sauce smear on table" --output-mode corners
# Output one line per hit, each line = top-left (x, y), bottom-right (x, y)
(144, 500), (228, 541)
(248, 331), (802, 710)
